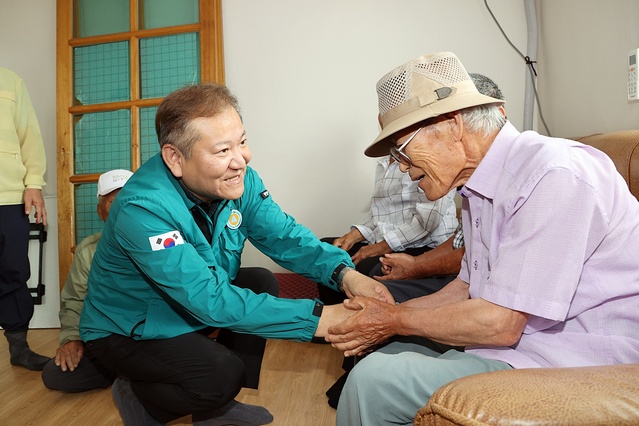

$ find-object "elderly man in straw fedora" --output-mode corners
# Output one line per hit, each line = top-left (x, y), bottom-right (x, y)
(326, 52), (639, 425)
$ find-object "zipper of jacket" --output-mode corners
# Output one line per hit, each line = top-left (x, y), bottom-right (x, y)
(211, 200), (230, 233)
(193, 199), (229, 245)
(204, 200), (229, 273)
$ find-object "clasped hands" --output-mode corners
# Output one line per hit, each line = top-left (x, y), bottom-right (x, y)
(325, 274), (400, 358)
(326, 296), (399, 357)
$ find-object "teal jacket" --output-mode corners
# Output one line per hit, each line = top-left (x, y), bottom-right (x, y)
(79, 154), (352, 342)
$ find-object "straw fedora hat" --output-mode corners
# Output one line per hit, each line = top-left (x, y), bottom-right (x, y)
(365, 52), (505, 157)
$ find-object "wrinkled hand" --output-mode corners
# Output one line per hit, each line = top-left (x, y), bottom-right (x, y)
(350, 242), (390, 266)
(55, 341), (84, 372)
(373, 252), (418, 281)
(333, 235), (355, 252)
(326, 297), (398, 357)
(333, 228), (365, 253)
(24, 188), (47, 226)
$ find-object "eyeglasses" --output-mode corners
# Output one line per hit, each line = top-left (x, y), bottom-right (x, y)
(389, 126), (423, 167)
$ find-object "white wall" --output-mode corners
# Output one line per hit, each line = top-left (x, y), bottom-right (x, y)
(536, 0), (639, 137)
(28, 196), (61, 328)
(222, 0), (528, 271)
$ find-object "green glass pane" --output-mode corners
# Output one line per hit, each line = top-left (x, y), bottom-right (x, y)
(75, 0), (129, 38)
(140, 33), (200, 99)
(74, 182), (103, 245)
(74, 42), (130, 105)
(140, 106), (160, 164)
(74, 110), (132, 174)
(141, 0), (199, 30)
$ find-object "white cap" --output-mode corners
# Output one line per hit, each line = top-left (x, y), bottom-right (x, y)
(97, 169), (133, 198)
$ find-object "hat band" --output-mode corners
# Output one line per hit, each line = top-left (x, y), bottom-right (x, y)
(381, 86), (457, 128)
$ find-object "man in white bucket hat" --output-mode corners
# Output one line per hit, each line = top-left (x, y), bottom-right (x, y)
(327, 52), (639, 425)
(41, 169), (132, 393)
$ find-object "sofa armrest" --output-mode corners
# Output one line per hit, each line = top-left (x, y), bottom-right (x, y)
(574, 130), (639, 199)
(414, 364), (639, 426)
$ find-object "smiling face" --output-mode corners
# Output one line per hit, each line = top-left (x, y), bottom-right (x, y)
(394, 115), (470, 201)
(162, 107), (251, 202)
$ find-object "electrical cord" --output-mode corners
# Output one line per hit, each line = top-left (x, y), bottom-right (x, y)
(483, 0), (552, 136)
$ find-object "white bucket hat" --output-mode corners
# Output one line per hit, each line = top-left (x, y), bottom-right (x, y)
(97, 169), (133, 197)
(365, 52), (505, 157)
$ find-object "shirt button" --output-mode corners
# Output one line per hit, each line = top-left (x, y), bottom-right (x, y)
(475, 218), (480, 228)
(473, 260), (478, 270)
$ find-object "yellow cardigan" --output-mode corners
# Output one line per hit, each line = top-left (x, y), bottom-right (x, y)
(0, 66), (46, 205)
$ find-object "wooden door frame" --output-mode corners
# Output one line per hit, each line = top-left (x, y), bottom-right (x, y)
(55, 0), (224, 287)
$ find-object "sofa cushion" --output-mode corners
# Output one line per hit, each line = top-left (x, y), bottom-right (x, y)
(415, 364), (639, 426)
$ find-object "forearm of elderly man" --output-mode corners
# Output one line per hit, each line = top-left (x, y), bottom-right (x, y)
(400, 277), (469, 309)
(327, 281), (528, 356)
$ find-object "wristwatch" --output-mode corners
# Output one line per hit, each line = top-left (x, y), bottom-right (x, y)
(331, 263), (354, 291)
(312, 300), (323, 317)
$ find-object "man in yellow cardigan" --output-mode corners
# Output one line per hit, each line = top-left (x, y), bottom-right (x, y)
(0, 65), (49, 371)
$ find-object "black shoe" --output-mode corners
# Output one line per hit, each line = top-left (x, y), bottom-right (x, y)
(326, 371), (349, 409)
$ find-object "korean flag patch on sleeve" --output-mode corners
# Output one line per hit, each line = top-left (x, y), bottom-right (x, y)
(149, 230), (185, 251)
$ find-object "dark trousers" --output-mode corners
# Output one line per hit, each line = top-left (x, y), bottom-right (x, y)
(41, 345), (117, 392)
(379, 275), (458, 304)
(85, 267), (279, 422)
(317, 236), (433, 305)
(0, 204), (34, 332)
(217, 267), (279, 389)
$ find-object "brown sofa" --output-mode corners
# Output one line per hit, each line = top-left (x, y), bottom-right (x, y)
(415, 130), (639, 426)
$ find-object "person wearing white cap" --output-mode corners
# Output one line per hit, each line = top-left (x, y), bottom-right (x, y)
(326, 52), (639, 425)
(41, 169), (132, 393)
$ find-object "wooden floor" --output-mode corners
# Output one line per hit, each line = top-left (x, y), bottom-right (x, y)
(0, 329), (343, 425)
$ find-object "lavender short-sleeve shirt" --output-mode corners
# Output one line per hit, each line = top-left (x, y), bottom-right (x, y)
(459, 122), (639, 368)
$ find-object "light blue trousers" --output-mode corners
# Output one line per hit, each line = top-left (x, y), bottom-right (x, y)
(336, 340), (512, 426)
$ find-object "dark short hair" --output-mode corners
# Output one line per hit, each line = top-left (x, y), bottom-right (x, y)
(469, 73), (504, 100)
(155, 83), (240, 157)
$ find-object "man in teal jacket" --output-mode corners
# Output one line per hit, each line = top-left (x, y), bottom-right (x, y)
(79, 83), (392, 425)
